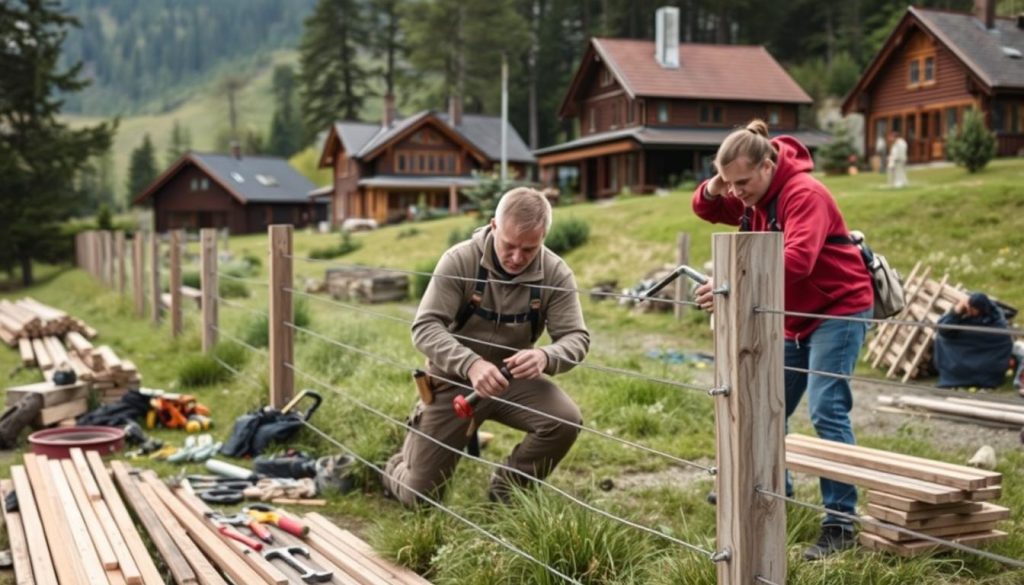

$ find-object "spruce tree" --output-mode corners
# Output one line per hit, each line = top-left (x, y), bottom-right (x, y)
(946, 108), (997, 173)
(268, 65), (303, 157)
(126, 134), (158, 200)
(0, 0), (114, 285)
(167, 119), (192, 166)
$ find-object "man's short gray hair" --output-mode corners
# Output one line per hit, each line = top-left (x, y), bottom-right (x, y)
(494, 187), (552, 233)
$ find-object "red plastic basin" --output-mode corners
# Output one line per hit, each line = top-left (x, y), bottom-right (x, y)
(28, 426), (126, 459)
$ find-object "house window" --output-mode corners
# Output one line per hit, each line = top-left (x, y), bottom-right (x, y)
(908, 54), (935, 87)
(891, 116), (902, 135)
(600, 68), (613, 87)
(200, 178), (209, 190)
(611, 101), (620, 128)
(625, 101), (634, 124)
(447, 154), (456, 173)
(945, 107), (958, 135)
(657, 102), (669, 123)
(768, 107), (780, 126)
(908, 60), (920, 85)
(589, 107), (596, 132)
(924, 56), (935, 82)
(906, 114), (916, 141)
(398, 153), (407, 172)
(190, 179), (198, 191)
(699, 104), (724, 125)
(992, 102), (1005, 132)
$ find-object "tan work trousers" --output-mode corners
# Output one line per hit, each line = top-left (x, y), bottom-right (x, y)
(383, 377), (581, 507)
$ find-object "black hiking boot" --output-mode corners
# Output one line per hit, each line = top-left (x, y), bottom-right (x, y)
(0, 393), (42, 449)
(803, 524), (856, 561)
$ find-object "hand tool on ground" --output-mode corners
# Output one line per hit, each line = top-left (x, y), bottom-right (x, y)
(453, 365), (513, 420)
(204, 511), (265, 551)
(245, 503), (308, 537)
(639, 264), (709, 300)
(262, 546), (332, 583)
(205, 511), (274, 543)
(145, 392), (211, 431)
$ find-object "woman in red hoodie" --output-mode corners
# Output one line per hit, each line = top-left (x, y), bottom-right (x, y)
(692, 119), (873, 561)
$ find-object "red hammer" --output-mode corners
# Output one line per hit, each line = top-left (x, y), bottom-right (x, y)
(453, 365), (513, 419)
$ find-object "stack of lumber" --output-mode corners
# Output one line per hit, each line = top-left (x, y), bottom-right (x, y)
(878, 394), (1024, 429)
(6, 380), (90, 427)
(64, 332), (142, 404)
(160, 285), (202, 310)
(863, 263), (967, 381)
(110, 462), (433, 585)
(785, 434), (1007, 557)
(326, 267), (409, 303)
(0, 297), (98, 346)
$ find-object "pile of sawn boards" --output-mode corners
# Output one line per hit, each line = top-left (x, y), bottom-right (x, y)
(0, 298), (98, 344)
(3, 448), (433, 584)
(785, 434), (1006, 556)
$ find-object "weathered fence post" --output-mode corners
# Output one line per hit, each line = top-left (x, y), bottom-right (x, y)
(674, 231), (691, 321)
(268, 225), (294, 408)
(116, 231), (127, 296)
(133, 232), (145, 318)
(93, 230), (102, 280)
(169, 230), (183, 338)
(151, 233), (161, 325)
(103, 230), (114, 287)
(712, 231), (785, 585)
(200, 228), (218, 353)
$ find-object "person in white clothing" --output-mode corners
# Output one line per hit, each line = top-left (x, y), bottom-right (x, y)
(887, 131), (908, 188)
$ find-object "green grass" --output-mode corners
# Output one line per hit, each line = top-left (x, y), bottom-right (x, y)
(3, 159), (1024, 583)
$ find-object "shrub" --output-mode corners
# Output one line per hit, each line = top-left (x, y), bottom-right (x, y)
(818, 124), (858, 175)
(96, 204), (113, 230)
(396, 227), (421, 240)
(182, 270), (201, 289)
(239, 297), (310, 348)
(947, 108), (997, 173)
(411, 259), (437, 299)
(545, 217), (590, 255)
(177, 355), (231, 388)
(309, 231), (361, 259)
(447, 225), (478, 247)
(242, 252), (262, 269)
(218, 278), (249, 298)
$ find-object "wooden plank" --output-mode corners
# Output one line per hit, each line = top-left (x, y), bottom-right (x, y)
(966, 486), (1002, 502)
(65, 331), (94, 356)
(867, 490), (962, 513)
(6, 471), (57, 585)
(95, 346), (123, 371)
(786, 451), (963, 504)
(7, 381), (89, 408)
(859, 529), (1007, 557)
(135, 470), (265, 585)
(865, 499), (983, 520)
(865, 502), (1008, 530)
(32, 338), (53, 371)
(19, 338), (36, 366)
(47, 458), (110, 583)
(263, 524), (361, 585)
(887, 394), (1024, 427)
(305, 513), (432, 585)
(83, 451), (166, 585)
(861, 515), (999, 542)
(68, 447), (104, 501)
(60, 459), (118, 570)
(874, 404), (1022, 430)
(44, 337), (70, 369)
(944, 396), (1024, 415)
(785, 434), (992, 490)
(34, 397), (88, 427)
(0, 479), (37, 585)
(23, 454), (89, 585)
(303, 528), (393, 585)
(108, 461), (198, 585)
(92, 497), (143, 585)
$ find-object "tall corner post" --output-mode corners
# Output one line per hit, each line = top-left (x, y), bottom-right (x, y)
(269, 225), (294, 408)
(200, 228), (218, 353)
(169, 230), (183, 338)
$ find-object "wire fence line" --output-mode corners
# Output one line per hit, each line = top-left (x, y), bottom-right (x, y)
(216, 272), (270, 288)
(756, 488), (1024, 570)
(783, 365), (961, 396)
(283, 320), (717, 475)
(754, 306), (1024, 339)
(209, 323), (267, 356)
(215, 295), (268, 319)
(286, 361), (718, 559)
(284, 287), (712, 394)
(287, 255), (702, 308)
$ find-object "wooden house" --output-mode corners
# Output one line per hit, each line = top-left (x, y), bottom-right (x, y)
(316, 99), (534, 227)
(535, 7), (828, 199)
(843, 1), (1024, 162)
(133, 150), (326, 234)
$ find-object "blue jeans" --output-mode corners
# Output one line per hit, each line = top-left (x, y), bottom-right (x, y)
(785, 309), (870, 528)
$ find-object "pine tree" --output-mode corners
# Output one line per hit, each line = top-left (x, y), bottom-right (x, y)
(126, 134), (158, 200)
(0, 0), (114, 285)
(166, 119), (192, 166)
(946, 108), (997, 173)
(299, 0), (371, 139)
(268, 65), (304, 157)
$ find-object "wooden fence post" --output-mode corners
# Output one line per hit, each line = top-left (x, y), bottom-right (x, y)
(674, 232), (691, 321)
(133, 233), (145, 318)
(151, 233), (161, 325)
(170, 230), (183, 338)
(712, 232), (785, 585)
(116, 231), (127, 296)
(103, 230), (114, 287)
(93, 231), (101, 280)
(200, 228), (218, 353)
(268, 225), (294, 408)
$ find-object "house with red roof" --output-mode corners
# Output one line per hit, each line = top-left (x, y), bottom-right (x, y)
(535, 7), (827, 199)
(842, 1), (1024, 163)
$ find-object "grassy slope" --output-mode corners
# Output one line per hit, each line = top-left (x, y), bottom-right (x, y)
(2, 160), (1024, 583)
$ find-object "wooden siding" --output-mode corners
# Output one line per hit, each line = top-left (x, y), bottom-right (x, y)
(153, 165), (246, 234)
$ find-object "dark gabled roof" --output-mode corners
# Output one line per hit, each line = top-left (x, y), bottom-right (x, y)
(534, 126), (831, 158)
(843, 7), (1024, 113)
(134, 152), (318, 206)
(913, 8), (1024, 89)
(322, 111), (535, 168)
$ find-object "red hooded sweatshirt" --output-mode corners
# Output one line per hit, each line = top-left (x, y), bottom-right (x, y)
(692, 136), (873, 341)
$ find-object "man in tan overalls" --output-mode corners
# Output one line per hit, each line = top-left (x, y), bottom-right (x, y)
(384, 187), (590, 506)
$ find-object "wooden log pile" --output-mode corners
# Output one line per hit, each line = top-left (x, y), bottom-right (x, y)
(326, 268), (409, 303)
(785, 434), (1007, 557)
(877, 394), (1024, 430)
(64, 333), (142, 405)
(0, 297), (98, 345)
(862, 263), (968, 381)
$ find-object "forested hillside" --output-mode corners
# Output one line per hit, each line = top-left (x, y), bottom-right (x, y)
(60, 0), (316, 115)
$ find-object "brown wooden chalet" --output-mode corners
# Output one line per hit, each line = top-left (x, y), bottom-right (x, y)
(843, 1), (1024, 163)
(316, 100), (535, 227)
(535, 7), (828, 199)
(133, 150), (326, 234)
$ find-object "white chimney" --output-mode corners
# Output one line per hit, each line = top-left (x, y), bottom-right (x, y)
(656, 6), (680, 69)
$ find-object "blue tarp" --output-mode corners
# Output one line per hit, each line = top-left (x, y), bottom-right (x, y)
(932, 294), (1013, 388)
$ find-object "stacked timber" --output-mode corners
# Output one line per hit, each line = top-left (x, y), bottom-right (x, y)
(877, 395), (1024, 429)
(785, 434), (1007, 557)
(64, 334), (142, 404)
(863, 263), (967, 381)
(0, 297), (98, 345)
(160, 285), (202, 310)
(6, 380), (90, 427)
(326, 267), (409, 303)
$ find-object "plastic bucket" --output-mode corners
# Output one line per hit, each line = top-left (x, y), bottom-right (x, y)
(28, 426), (126, 459)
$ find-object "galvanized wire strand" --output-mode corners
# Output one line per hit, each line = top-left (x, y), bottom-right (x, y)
(286, 255), (702, 308)
(753, 306), (1024, 339)
(287, 362), (717, 560)
(297, 420), (584, 585)
(284, 320), (717, 475)
(210, 354), (265, 390)
(209, 323), (268, 356)
(284, 287), (712, 394)
(215, 295), (268, 319)
(783, 366), (946, 395)
(756, 488), (1024, 570)
(215, 272), (269, 288)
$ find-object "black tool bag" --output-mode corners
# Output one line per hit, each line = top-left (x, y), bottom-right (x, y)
(220, 390), (322, 458)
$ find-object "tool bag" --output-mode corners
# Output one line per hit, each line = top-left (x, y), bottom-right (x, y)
(220, 390), (322, 458)
(741, 199), (905, 319)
